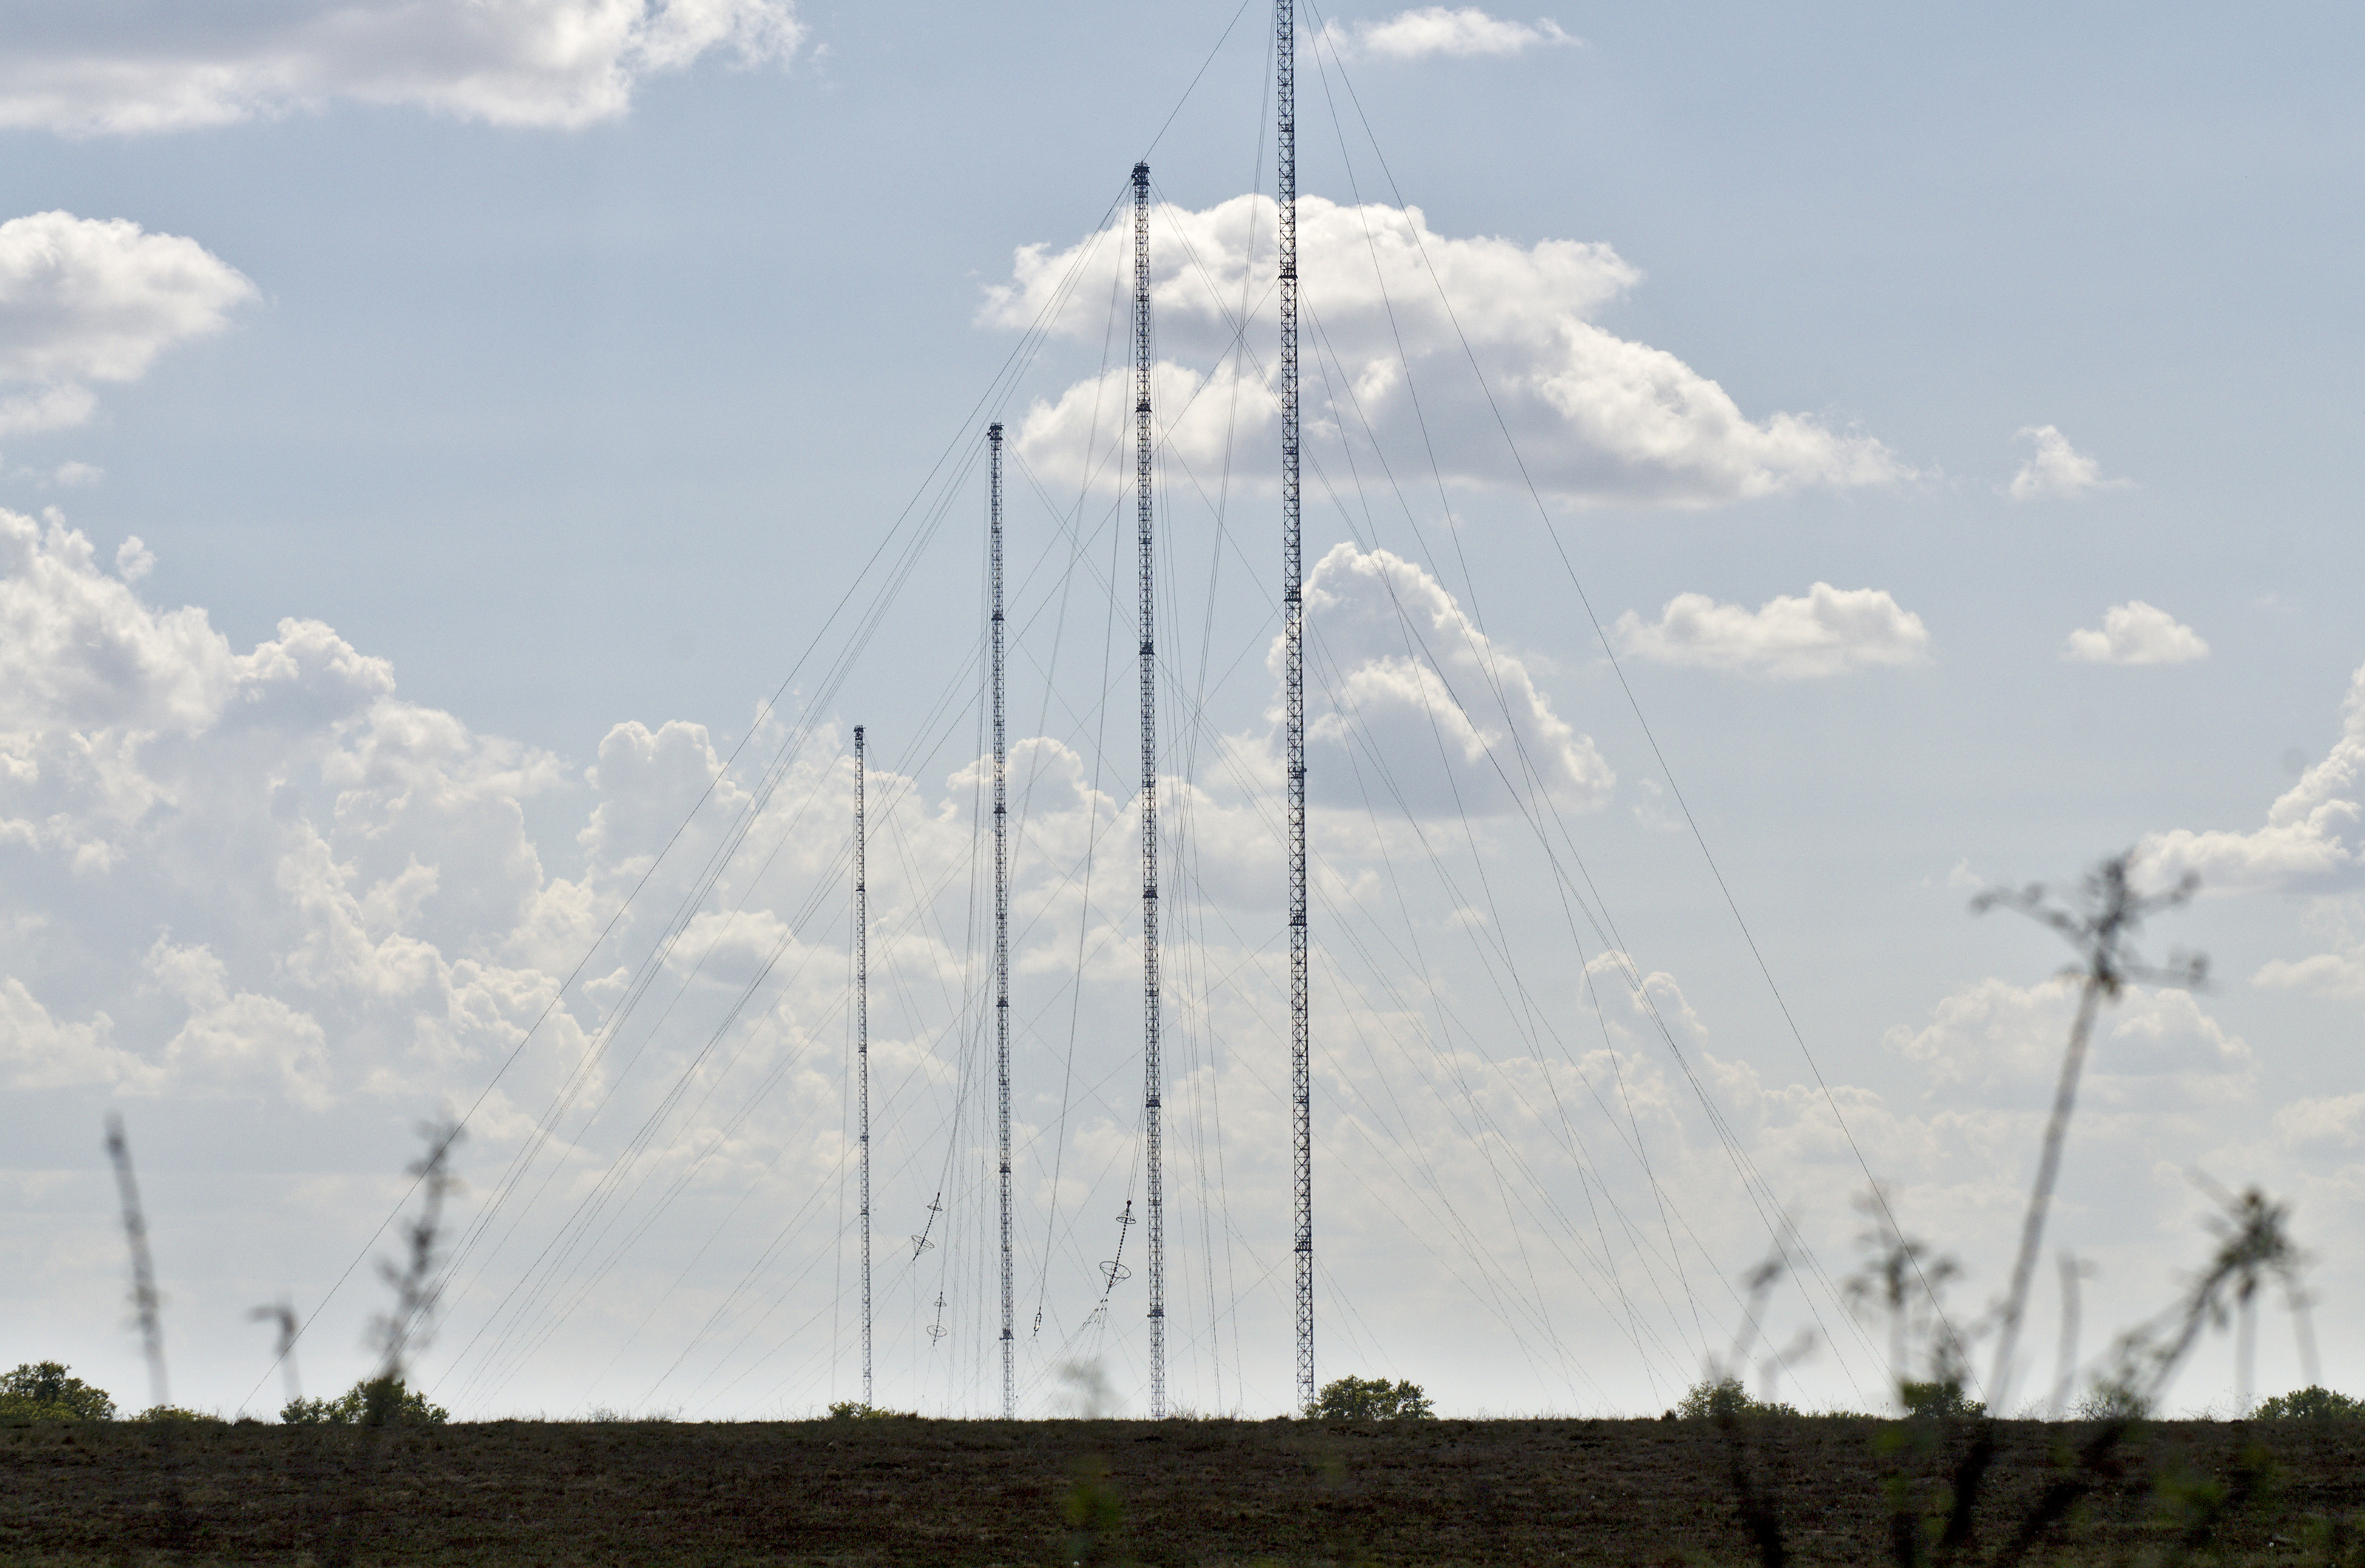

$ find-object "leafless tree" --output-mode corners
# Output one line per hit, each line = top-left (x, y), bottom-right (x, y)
(1973, 852), (2204, 1410)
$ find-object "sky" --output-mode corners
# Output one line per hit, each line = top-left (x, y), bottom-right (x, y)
(2, 0), (2362, 1422)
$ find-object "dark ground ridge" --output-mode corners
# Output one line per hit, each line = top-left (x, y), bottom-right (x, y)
(5, 1414), (2363, 1566)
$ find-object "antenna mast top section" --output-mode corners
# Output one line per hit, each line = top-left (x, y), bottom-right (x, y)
(1132, 163), (1153, 415)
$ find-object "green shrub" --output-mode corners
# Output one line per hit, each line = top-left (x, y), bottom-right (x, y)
(1900, 1379), (1984, 1419)
(2069, 1380), (2150, 1422)
(1673, 1377), (1799, 1421)
(132, 1405), (215, 1422)
(824, 1400), (911, 1419)
(281, 1376), (449, 1427)
(2253, 1385), (2365, 1421)
(0, 1363), (116, 1422)
(0, 1397), (78, 1425)
(1313, 1374), (1435, 1421)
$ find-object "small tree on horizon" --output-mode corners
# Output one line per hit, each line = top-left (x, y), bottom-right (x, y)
(282, 1376), (449, 1427)
(1313, 1374), (1435, 1421)
(1899, 1379), (1984, 1420)
(2253, 1385), (2365, 1421)
(1, 1363), (117, 1422)
(1673, 1376), (1800, 1421)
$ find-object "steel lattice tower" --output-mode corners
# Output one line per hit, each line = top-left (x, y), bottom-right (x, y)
(1276, 0), (1315, 1417)
(854, 724), (872, 1408)
(1132, 161), (1168, 1420)
(990, 420), (1015, 1419)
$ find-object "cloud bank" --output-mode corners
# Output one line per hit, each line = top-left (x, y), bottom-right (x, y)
(0, 504), (605, 1106)
(1614, 582), (1930, 678)
(0, 211), (255, 434)
(0, 0), (804, 134)
(2063, 601), (2208, 666)
(4, 504), (2342, 1420)
(985, 194), (1907, 508)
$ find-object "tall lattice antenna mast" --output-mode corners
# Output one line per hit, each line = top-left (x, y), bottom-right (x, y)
(1276, 0), (1315, 1417)
(1132, 160), (1168, 1420)
(854, 723), (871, 1408)
(990, 420), (1015, 1420)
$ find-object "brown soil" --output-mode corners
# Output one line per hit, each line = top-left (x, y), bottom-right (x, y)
(4, 1416), (2362, 1566)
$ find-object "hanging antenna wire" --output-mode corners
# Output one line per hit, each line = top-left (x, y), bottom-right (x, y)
(912, 1193), (942, 1259)
(1093, 1199), (1139, 1326)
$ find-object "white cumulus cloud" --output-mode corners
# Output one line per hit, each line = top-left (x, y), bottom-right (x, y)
(1318, 7), (1577, 60)
(2009, 423), (2126, 502)
(2254, 945), (2365, 999)
(0, 0), (803, 135)
(986, 194), (1907, 508)
(2276, 1090), (2365, 1149)
(2063, 601), (2208, 665)
(2144, 661), (2365, 893)
(2147, 657), (2365, 893)
(1886, 978), (2250, 1111)
(0, 975), (142, 1090)
(0, 211), (256, 434)
(0, 504), (611, 1104)
(2250, 901), (2365, 1001)
(1614, 582), (1930, 678)
(1293, 540), (1612, 815)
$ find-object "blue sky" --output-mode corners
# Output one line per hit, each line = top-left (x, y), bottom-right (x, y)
(1, 0), (2361, 1420)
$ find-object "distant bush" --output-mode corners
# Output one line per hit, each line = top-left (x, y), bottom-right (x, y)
(1313, 1375), (1435, 1422)
(133, 1405), (216, 1423)
(0, 1363), (117, 1423)
(1673, 1377), (1799, 1421)
(824, 1400), (910, 1420)
(282, 1377), (449, 1427)
(2253, 1385), (2365, 1421)
(2069, 1380), (2151, 1422)
(1899, 1379), (1984, 1420)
